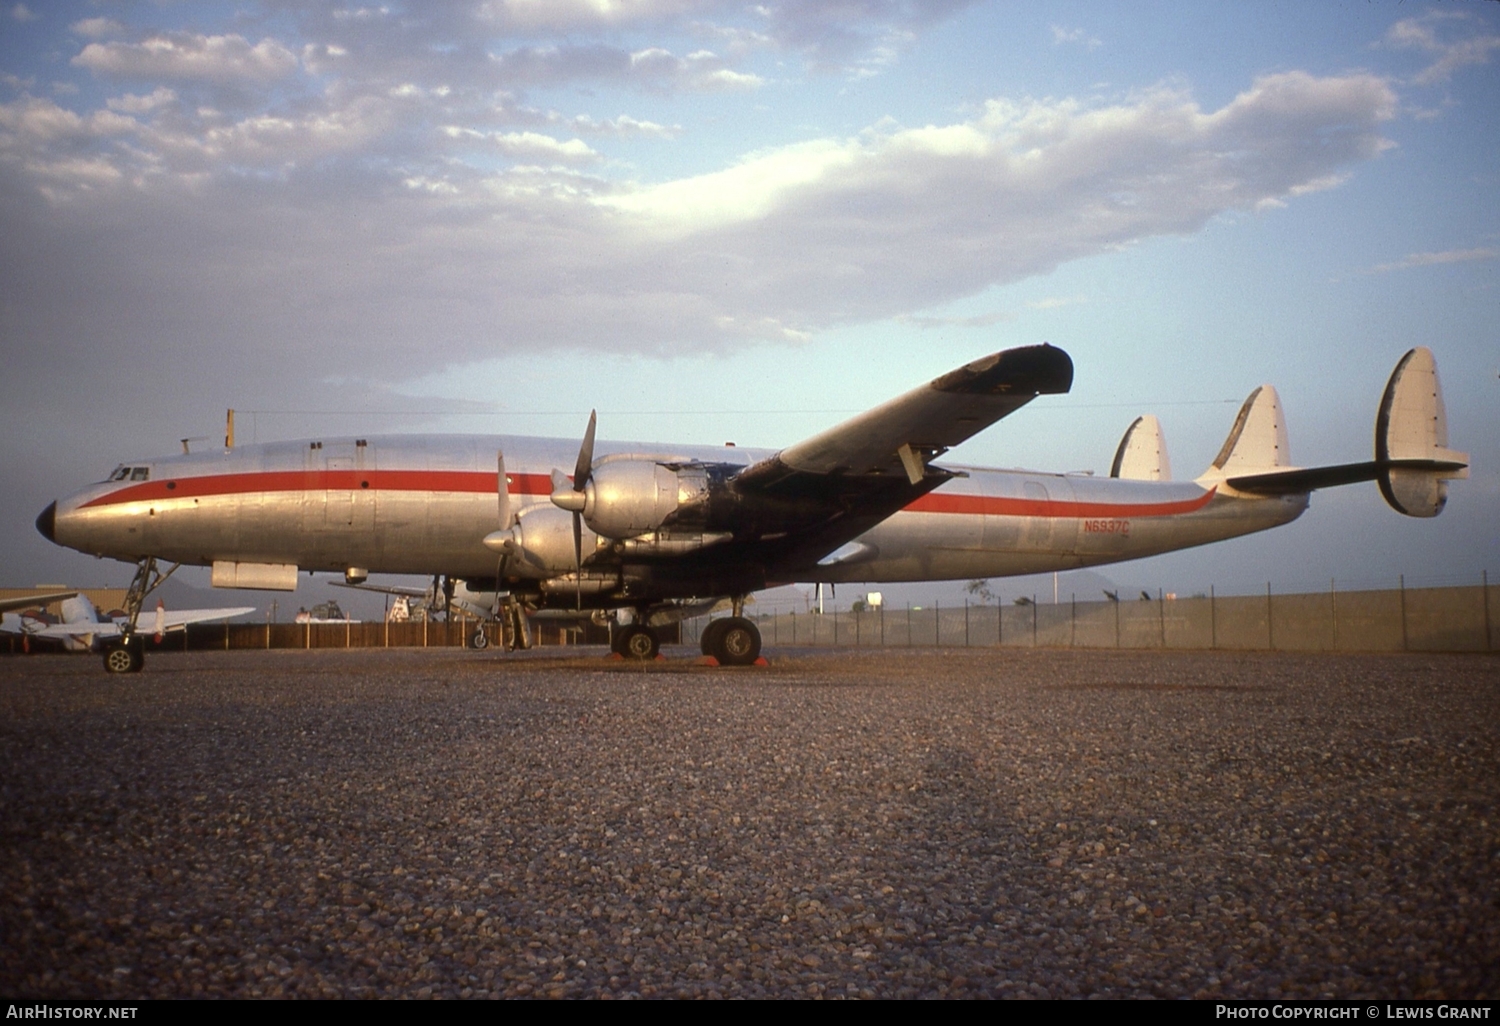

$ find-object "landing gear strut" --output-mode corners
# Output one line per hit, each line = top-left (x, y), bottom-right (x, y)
(103, 556), (178, 674)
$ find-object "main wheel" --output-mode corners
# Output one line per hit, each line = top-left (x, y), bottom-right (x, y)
(699, 618), (730, 657)
(711, 616), (761, 667)
(102, 638), (144, 674)
(616, 624), (660, 660)
(470, 627), (490, 650)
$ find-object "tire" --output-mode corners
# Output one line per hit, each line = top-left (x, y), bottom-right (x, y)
(699, 618), (730, 657)
(712, 616), (761, 667)
(470, 627), (490, 650)
(103, 638), (144, 674)
(617, 624), (659, 660)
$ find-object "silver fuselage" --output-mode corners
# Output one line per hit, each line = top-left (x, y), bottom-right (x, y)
(47, 434), (1307, 597)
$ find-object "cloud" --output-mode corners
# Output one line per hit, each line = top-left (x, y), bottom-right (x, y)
(443, 126), (601, 163)
(1385, 13), (1500, 85)
(1369, 248), (1497, 273)
(897, 310), (1015, 329)
(70, 17), (122, 39)
(105, 88), (179, 115)
(1051, 25), (1101, 50)
(0, 69), (1397, 384)
(568, 113), (679, 138)
(73, 33), (300, 85)
(11, 3), (37, 23)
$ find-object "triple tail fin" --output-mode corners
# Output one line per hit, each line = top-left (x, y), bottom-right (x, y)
(1110, 415), (1172, 481)
(1197, 347), (1468, 517)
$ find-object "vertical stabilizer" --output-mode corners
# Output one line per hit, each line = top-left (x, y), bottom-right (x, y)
(1200, 385), (1290, 481)
(1110, 415), (1172, 480)
(1376, 346), (1468, 517)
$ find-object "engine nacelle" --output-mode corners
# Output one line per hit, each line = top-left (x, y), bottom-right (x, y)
(493, 504), (599, 576)
(583, 458), (708, 539)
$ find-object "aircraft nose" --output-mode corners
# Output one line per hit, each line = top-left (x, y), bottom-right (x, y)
(35, 501), (56, 543)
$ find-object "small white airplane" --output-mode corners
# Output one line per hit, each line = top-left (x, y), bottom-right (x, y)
(2, 594), (254, 669)
(36, 345), (1466, 671)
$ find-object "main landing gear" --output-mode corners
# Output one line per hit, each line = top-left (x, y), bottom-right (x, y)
(699, 616), (761, 666)
(700, 597), (762, 666)
(612, 623), (661, 660)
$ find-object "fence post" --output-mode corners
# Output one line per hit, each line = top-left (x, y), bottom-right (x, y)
(1485, 570), (1492, 652)
(1399, 574), (1408, 651)
(1032, 596), (1037, 647)
(1209, 585), (1215, 650)
(1331, 578), (1338, 652)
(935, 601), (940, 647)
(964, 599), (970, 647)
(998, 600), (1003, 648)
(1070, 593), (1076, 648)
(1265, 582), (1273, 651)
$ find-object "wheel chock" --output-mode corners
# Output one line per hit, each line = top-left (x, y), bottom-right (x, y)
(606, 651), (624, 660)
(753, 657), (769, 667)
(697, 656), (720, 667)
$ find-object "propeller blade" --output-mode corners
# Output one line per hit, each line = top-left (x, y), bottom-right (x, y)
(574, 410), (597, 491)
(497, 450), (512, 528)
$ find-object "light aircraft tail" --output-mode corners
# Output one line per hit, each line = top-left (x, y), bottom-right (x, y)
(1196, 347), (1468, 517)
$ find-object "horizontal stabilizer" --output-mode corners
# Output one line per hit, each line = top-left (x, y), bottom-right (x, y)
(1226, 458), (1468, 497)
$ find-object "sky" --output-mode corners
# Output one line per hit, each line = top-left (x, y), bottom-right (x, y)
(1, 0), (1496, 610)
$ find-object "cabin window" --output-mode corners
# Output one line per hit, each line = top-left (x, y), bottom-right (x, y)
(130, 467), (150, 481)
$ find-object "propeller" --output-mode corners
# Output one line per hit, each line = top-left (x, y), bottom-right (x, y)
(550, 411), (596, 609)
(493, 450), (513, 627)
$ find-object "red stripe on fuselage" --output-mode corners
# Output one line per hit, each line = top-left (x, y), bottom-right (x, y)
(903, 488), (1216, 518)
(80, 470), (556, 508)
(80, 469), (1216, 519)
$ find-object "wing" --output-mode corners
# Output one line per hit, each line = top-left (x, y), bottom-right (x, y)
(0, 591), (77, 614)
(75, 607), (260, 636)
(723, 344), (1073, 571)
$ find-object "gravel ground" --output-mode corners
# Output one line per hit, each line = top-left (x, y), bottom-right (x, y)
(1, 645), (1496, 999)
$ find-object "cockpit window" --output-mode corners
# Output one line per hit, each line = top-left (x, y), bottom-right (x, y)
(109, 466), (130, 481)
(129, 467), (150, 481)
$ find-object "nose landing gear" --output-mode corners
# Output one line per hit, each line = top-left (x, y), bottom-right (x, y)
(102, 556), (178, 674)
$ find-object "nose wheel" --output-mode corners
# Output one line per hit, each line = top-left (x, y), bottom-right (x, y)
(103, 637), (145, 674)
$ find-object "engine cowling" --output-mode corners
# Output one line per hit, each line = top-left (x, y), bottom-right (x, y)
(580, 459), (709, 539)
(487, 504), (599, 576)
